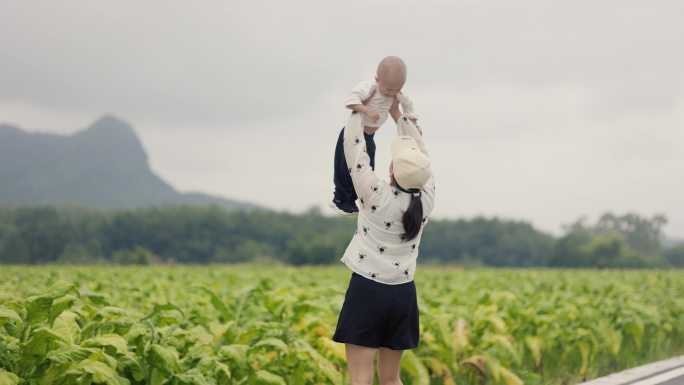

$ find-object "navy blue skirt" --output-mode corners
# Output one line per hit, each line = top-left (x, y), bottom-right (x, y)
(332, 272), (420, 350)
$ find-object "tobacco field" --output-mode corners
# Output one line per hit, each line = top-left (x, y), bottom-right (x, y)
(1, 266), (683, 385)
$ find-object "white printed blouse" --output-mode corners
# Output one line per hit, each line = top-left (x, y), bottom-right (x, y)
(339, 111), (435, 284)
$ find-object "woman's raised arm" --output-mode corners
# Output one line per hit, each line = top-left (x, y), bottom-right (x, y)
(342, 112), (382, 209)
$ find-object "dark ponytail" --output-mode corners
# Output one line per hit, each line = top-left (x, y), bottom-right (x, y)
(397, 185), (423, 241)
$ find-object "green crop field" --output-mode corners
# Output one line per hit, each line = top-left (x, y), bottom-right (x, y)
(1, 266), (683, 385)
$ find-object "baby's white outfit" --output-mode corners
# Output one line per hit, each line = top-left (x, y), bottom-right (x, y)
(344, 80), (419, 128)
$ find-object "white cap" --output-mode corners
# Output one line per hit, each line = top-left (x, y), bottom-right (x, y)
(391, 136), (431, 189)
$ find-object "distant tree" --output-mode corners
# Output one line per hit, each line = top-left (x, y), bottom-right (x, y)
(287, 236), (338, 265)
(12, 207), (66, 263)
(664, 243), (684, 267)
(420, 217), (554, 267)
(551, 213), (669, 268)
(112, 246), (152, 265)
(580, 232), (632, 268)
(594, 212), (667, 255)
(58, 243), (105, 264)
(549, 218), (593, 267)
(231, 239), (275, 262)
(0, 234), (30, 264)
(2, 205), (669, 268)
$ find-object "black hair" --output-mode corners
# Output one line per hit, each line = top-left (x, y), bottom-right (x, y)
(396, 183), (423, 241)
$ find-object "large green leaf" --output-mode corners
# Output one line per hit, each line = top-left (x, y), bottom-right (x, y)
(254, 370), (286, 385)
(218, 344), (249, 367)
(400, 351), (429, 385)
(624, 319), (645, 349)
(291, 338), (341, 385)
(0, 367), (19, 385)
(173, 368), (213, 385)
(51, 311), (80, 345)
(25, 296), (53, 326)
(23, 326), (70, 367)
(498, 366), (524, 385)
(193, 285), (228, 317)
(82, 334), (129, 355)
(148, 344), (181, 374)
(0, 308), (22, 329)
(48, 294), (78, 325)
(44, 345), (95, 365)
(67, 359), (130, 385)
(249, 337), (289, 355)
(38, 347), (97, 385)
(117, 351), (145, 381)
(25, 282), (78, 326)
(524, 335), (543, 367)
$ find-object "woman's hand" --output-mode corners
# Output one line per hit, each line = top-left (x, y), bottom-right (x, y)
(389, 96), (401, 123)
(390, 96), (400, 113)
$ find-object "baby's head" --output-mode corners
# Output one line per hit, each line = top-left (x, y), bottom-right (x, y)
(375, 56), (407, 97)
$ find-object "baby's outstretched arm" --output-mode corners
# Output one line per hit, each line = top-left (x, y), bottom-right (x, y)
(349, 104), (379, 123)
(348, 89), (379, 122)
(345, 81), (380, 122)
(390, 97), (421, 134)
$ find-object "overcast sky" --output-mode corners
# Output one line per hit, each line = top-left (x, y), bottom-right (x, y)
(1, 0), (683, 238)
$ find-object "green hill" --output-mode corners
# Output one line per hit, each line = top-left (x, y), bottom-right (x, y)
(0, 115), (265, 211)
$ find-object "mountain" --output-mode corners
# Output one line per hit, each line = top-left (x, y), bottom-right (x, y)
(0, 115), (266, 211)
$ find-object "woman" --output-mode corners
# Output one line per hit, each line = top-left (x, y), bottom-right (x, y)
(332, 100), (435, 385)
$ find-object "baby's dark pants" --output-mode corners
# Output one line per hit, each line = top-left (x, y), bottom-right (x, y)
(333, 127), (376, 203)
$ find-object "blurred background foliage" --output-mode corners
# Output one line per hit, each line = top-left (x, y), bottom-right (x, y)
(0, 205), (681, 268)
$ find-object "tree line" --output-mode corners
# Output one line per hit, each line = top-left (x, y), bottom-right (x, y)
(0, 205), (682, 267)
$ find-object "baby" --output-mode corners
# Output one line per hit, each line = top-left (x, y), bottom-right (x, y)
(330, 56), (419, 215)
